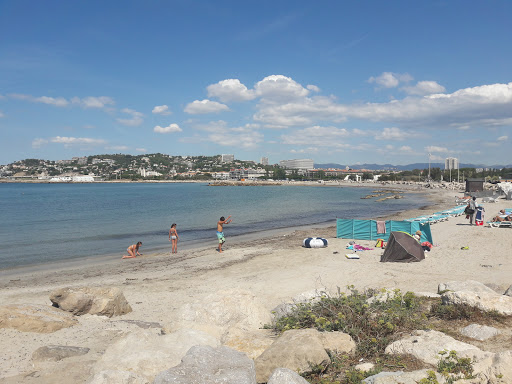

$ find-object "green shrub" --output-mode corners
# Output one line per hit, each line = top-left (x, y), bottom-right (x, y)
(268, 287), (427, 359)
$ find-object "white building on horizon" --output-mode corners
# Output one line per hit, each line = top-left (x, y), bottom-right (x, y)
(260, 157), (269, 166)
(221, 154), (235, 163)
(445, 157), (459, 170)
(279, 158), (314, 170)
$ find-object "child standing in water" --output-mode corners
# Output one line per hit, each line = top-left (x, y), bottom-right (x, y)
(122, 242), (142, 259)
(169, 223), (179, 253)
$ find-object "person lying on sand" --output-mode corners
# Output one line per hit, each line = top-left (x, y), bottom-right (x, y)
(122, 242), (142, 259)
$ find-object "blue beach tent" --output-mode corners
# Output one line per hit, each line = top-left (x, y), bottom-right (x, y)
(336, 219), (433, 244)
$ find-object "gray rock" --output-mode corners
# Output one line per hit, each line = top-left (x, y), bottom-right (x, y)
(355, 362), (375, 372)
(175, 289), (272, 339)
(504, 285), (512, 297)
(385, 330), (487, 366)
(271, 288), (328, 319)
(438, 280), (496, 295)
(95, 328), (219, 381)
(267, 368), (309, 384)
(32, 345), (90, 362)
(441, 290), (512, 315)
(460, 324), (500, 341)
(50, 287), (132, 317)
(89, 370), (149, 384)
(153, 345), (256, 384)
(0, 304), (77, 333)
(254, 329), (331, 383)
(363, 370), (443, 384)
(318, 331), (356, 354)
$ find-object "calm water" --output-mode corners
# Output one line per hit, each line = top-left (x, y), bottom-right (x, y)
(0, 183), (422, 269)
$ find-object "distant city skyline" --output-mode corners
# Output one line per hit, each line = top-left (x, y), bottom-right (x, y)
(1, 2), (511, 165)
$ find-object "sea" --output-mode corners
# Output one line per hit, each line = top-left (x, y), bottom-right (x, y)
(0, 182), (424, 270)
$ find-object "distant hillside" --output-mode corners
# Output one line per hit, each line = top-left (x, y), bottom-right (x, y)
(314, 162), (512, 171)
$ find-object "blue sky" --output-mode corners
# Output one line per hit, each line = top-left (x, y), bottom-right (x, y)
(1, 1), (511, 166)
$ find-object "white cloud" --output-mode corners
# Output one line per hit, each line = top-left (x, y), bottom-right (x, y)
(73, 96), (115, 109)
(425, 146), (449, 153)
(152, 105), (172, 115)
(34, 96), (69, 107)
(498, 135), (508, 141)
(254, 75), (309, 102)
(9, 93), (115, 109)
(32, 138), (48, 148)
(154, 123), (182, 134)
(368, 72), (413, 88)
(254, 95), (347, 128)
(184, 99), (230, 114)
(374, 127), (418, 141)
(207, 79), (256, 102)
(135, 148), (147, 153)
(50, 136), (107, 145)
(343, 82), (512, 126)
(402, 81), (446, 96)
(307, 84), (321, 92)
(398, 145), (414, 153)
(116, 108), (144, 126)
(290, 147), (319, 154)
(186, 120), (262, 149)
(281, 126), (351, 148)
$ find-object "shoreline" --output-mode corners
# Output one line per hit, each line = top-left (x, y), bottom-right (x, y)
(0, 185), (450, 279)
(0, 183), (440, 277)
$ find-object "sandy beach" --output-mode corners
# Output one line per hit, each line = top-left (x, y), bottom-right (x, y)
(1, 186), (511, 383)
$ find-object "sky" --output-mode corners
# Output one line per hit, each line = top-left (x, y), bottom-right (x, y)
(1, 1), (511, 166)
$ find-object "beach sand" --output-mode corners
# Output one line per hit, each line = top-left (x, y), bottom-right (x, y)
(1, 186), (511, 382)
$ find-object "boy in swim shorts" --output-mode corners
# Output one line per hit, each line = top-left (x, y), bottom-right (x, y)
(217, 215), (232, 253)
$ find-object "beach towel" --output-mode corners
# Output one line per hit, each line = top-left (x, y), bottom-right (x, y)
(376, 221), (386, 234)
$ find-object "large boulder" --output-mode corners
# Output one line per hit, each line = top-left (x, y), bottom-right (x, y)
(255, 328), (355, 383)
(385, 330), (487, 366)
(384, 330), (512, 382)
(271, 288), (329, 319)
(363, 370), (443, 384)
(267, 368), (310, 384)
(460, 324), (500, 341)
(32, 345), (90, 362)
(221, 326), (274, 359)
(153, 345), (256, 384)
(441, 290), (512, 315)
(94, 328), (219, 381)
(50, 287), (132, 317)
(174, 289), (272, 338)
(438, 280), (496, 295)
(0, 304), (77, 333)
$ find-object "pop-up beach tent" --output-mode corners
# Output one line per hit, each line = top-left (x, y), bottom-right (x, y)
(336, 219), (433, 244)
(380, 231), (425, 263)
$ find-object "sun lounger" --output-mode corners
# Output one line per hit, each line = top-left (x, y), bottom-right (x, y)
(488, 221), (512, 228)
(481, 196), (498, 203)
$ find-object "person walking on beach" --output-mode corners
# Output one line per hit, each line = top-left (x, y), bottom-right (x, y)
(467, 196), (478, 225)
(122, 242), (142, 259)
(217, 215), (232, 253)
(169, 223), (179, 253)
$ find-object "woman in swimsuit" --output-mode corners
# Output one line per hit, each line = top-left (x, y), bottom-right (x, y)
(169, 223), (179, 253)
(122, 241), (142, 259)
